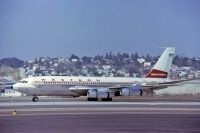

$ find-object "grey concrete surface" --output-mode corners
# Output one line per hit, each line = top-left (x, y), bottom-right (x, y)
(0, 114), (200, 133)
(1, 95), (200, 103)
(0, 97), (200, 133)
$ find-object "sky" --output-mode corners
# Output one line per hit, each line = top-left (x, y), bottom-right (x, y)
(0, 0), (200, 60)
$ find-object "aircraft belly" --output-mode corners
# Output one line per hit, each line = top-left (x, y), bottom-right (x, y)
(72, 89), (88, 96)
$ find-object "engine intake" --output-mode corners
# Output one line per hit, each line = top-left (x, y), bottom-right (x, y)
(120, 85), (143, 96)
(87, 88), (114, 98)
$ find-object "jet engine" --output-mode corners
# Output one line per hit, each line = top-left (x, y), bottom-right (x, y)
(87, 89), (98, 98)
(87, 88), (113, 101)
(120, 85), (143, 96)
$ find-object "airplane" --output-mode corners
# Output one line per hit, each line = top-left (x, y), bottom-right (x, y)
(13, 47), (184, 102)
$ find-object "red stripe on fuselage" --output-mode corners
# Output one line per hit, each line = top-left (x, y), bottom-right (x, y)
(145, 69), (168, 78)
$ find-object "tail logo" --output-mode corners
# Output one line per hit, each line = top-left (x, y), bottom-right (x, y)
(145, 69), (168, 78)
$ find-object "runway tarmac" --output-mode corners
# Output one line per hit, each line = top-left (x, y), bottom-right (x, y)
(0, 97), (200, 133)
(1, 114), (200, 133)
(1, 95), (200, 102)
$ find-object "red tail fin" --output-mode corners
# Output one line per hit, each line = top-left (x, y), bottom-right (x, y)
(144, 47), (175, 79)
(145, 69), (168, 78)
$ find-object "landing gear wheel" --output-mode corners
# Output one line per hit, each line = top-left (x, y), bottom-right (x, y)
(101, 98), (112, 101)
(32, 96), (39, 102)
(87, 98), (98, 101)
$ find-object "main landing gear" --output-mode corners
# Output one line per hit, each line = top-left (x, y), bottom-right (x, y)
(87, 97), (98, 101)
(87, 97), (112, 101)
(101, 97), (112, 101)
(32, 96), (39, 102)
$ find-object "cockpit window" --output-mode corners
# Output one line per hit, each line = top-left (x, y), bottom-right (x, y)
(19, 80), (28, 83)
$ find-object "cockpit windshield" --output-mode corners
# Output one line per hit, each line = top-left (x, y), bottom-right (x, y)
(19, 80), (28, 83)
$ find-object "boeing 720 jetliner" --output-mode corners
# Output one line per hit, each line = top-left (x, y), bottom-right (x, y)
(13, 47), (184, 102)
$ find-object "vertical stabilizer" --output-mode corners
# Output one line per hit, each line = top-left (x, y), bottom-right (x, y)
(145, 47), (175, 78)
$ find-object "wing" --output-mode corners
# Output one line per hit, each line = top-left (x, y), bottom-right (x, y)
(108, 79), (195, 91)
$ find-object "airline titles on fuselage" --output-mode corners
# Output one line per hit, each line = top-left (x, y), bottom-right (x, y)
(34, 78), (135, 86)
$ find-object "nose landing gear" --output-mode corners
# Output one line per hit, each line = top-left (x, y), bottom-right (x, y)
(32, 96), (39, 102)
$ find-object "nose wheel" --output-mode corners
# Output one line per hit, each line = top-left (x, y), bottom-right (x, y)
(32, 96), (39, 102)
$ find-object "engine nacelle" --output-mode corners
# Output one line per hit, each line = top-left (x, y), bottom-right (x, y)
(120, 85), (143, 96)
(87, 89), (98, 98)
(87, 88), (114, 98)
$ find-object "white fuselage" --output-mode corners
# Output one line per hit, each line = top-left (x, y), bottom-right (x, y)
(13, 76), (170, 96)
